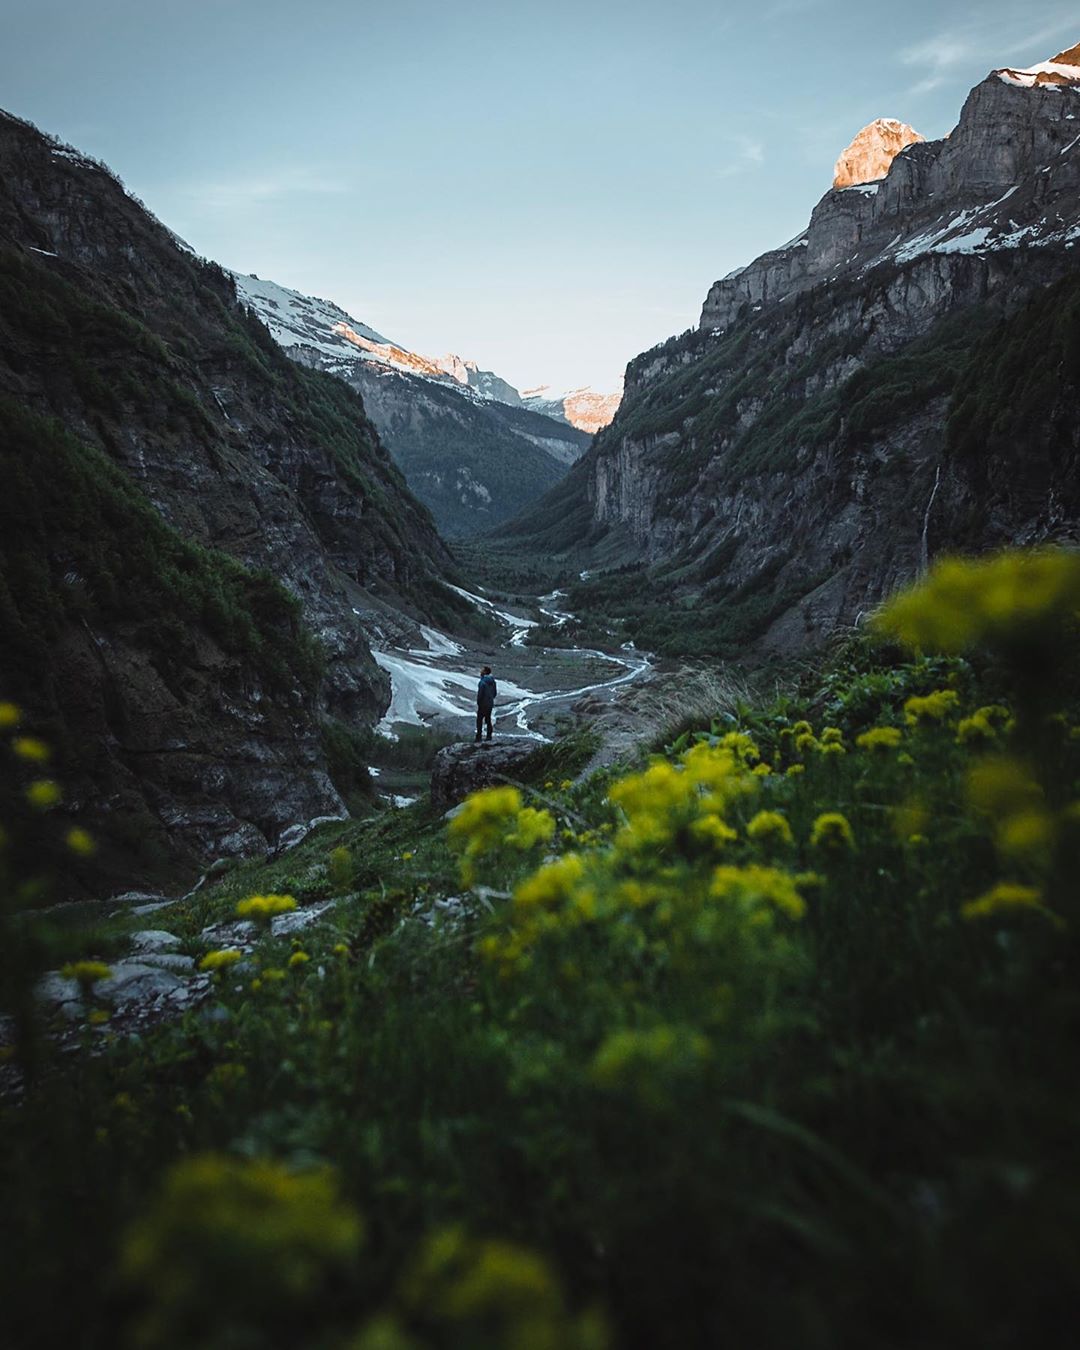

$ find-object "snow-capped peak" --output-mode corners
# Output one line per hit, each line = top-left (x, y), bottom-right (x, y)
(521, 383), (623, 435)
(996, 41), (1080, 89)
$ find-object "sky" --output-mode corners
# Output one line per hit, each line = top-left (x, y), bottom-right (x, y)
(2, 0), (1076, 392)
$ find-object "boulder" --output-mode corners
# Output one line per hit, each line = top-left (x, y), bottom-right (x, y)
(430, 740), (539, 812)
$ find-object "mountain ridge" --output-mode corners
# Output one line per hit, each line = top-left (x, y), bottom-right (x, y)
(495, 45), (1080, 657)
(0, 106), (472, 885)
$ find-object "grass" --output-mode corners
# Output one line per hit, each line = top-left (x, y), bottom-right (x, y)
(2, 553), (1080, 1349)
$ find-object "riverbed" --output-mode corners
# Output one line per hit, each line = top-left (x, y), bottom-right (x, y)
(373, 585), (651, 743)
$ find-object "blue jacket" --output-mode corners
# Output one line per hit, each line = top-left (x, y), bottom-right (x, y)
(477, 674), (497, 710)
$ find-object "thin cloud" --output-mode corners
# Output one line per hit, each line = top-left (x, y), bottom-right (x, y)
(717, 135), (766, 181)
(898, 6), (1078, 97)
(177, 166), (349, 212)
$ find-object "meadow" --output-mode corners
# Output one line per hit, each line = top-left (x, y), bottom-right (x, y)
(1, 548), (1079, 1350)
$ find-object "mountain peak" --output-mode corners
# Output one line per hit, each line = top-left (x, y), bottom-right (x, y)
(833, 118), (925, 189)
(995, 41), (1080, 88)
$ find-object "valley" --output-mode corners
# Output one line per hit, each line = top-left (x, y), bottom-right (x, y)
(3, 21), (1080, 1350)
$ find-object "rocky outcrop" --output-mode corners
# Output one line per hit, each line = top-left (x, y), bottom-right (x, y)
(833, 119), (925, 189)
(431, 740), (539, 811)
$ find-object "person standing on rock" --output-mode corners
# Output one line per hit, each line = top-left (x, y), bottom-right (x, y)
(475, 666), (497, 743)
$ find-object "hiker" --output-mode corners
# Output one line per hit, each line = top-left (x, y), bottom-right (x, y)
(475, 666), (497, 742)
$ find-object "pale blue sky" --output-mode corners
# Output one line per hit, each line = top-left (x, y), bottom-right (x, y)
(3, 0), (1076, 391)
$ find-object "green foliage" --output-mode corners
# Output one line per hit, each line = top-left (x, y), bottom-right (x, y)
(0, 396), (323, 717)
(947, 268), (1080, 463)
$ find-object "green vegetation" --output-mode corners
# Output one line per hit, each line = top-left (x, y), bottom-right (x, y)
(3, 549), (1079, 1348)
(0, 394), (322, 723)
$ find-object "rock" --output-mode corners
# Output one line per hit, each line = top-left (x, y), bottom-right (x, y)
(130, 929), (182, 952)
(109, 890), (167, 908)
(270, 900), (337, 936)
(833, 118), (924, 189)
(137, 952), (196, 973)
(274, 815), (348, 856)
(430, 740), (538, 811)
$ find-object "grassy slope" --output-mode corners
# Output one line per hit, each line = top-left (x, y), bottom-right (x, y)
(3, 630), (1079, 1349)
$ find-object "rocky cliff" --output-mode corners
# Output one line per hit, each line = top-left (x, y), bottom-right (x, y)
(0, 108), (469, 888)
(235, 273), (590, 536)
(498, 48), (1080, 658)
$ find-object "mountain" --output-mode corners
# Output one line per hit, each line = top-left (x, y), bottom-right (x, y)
(0, 108), (473, 886)
(235, 273), (591, 536)
(833, 118), (924, 189)
(496, 44), (1080, 657)
(521, 383), (623, 434)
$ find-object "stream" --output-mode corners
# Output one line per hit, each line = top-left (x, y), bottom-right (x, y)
(373, 585), (651, 743)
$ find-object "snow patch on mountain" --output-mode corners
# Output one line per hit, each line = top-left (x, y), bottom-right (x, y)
(521, 383), (623, 434)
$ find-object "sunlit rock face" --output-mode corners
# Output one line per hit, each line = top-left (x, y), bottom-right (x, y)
(521, 384), (623, 434)
(833, 118), (925, 189)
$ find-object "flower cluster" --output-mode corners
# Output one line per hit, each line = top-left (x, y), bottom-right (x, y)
(447, 785), (555, 886)
(874, 548), (1080, 653)
(236, 893), (297, 924)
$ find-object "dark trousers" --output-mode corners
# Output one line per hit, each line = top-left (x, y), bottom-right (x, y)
(476, 705), (493, 739)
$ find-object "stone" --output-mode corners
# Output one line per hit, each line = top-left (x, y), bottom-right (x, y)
(137, 952), (196, 973)
(430, 739), (539, 811)
(833, 118), (925, 189)
(130, 929), (182, 952)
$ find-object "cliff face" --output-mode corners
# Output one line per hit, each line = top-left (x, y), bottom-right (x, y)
(0, 109), (463, 886)
(502, 58), (1080, 657)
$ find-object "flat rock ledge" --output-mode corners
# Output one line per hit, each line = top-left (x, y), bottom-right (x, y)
(431, 739), (538, 812)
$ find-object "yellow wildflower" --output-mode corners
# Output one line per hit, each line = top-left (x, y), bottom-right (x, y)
(820, 727), (844, 746)
(332, 942), (349, 956)
(13, 736), (49, 762)
(751, 762), (772, 776)
(0, 701), (21, 728)
(795, 732), (819, 755)
(401, 851), (414, 862)
(856, 726), (903, 752)
(786, 763), (805, 777)
(961, 881), (1044, 922)
(26, 779), (61, 809)
(88, 1009), (110, 1026)
(791, 721), (813, 737)
(820, 742), (846, 758)
(61, 960), (112, 987)
(506, 806), (555, 851)
(236, 893), (297, 922)
(956, 712), (997, 747)
(810, 812), (855, 852)
(904, 689), (960, 725)
(66, 827), (96, 856)
(591, 1025), (711, 1095)
(875, 548), (1080, 653)
(199, 948), (244, 972)
(710, 864), (806, 920)
(967, 757), (1042, 819)
(746, 810), (794, 848)
(689, 814), (738, 851)
(996, 809), (1055, 861)
(288, 951), (310, 969)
